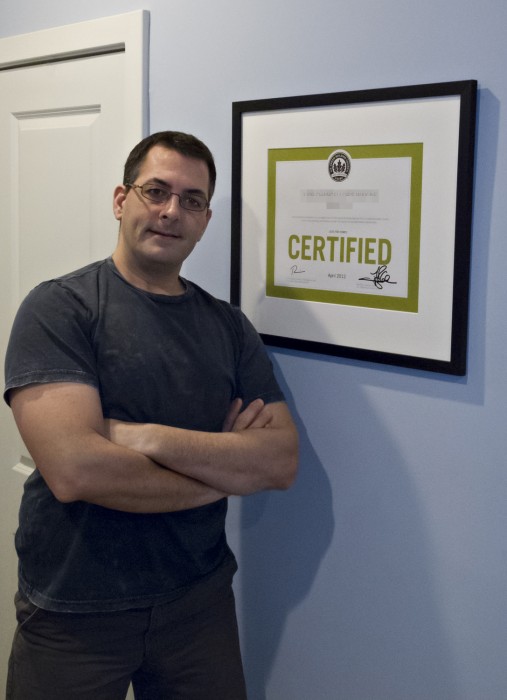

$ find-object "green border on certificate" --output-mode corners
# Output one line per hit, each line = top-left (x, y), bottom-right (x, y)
(266, 144), (423, 312)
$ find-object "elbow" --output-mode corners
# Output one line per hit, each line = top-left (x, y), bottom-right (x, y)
(46, 476), (82, 504)
(278, 453), (299, 490)
(51, 479), (82, 504)
(39, 461), (88, 504)
(273, 439), (299, 491)
(233, 450), (299, 497)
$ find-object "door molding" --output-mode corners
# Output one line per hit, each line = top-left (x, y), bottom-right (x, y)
(0, 10), (149, 136)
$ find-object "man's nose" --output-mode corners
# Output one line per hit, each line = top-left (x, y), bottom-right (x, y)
(160, 192), (181, 216)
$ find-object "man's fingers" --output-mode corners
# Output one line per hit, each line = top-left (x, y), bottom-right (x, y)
(245, 408), (273, 430)
(230, 398), (266, 431)
(222, 398), (243, 432)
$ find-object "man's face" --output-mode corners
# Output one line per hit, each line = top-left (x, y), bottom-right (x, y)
(113, 145), (212, 277)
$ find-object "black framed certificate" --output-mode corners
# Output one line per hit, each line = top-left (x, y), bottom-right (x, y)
(231, 80), (477, 375)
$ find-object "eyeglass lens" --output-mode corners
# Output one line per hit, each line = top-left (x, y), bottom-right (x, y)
(131, 183), (207, 211)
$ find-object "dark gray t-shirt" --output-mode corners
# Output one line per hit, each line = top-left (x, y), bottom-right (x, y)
(4, 258), (284, 611)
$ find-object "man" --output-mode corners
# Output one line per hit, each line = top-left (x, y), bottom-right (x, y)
(4, 131), (298, 699)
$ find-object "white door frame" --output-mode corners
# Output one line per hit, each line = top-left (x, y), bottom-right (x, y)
(0, 10), (149, 138)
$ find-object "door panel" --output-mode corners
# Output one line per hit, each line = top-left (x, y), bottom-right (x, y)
(5, 55), (124, 300)
(0, 15), (147, 697)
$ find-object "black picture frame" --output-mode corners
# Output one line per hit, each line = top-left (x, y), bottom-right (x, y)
(231, 80), (477, 375)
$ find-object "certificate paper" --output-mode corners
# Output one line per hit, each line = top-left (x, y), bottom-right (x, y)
(267, 144), (422, 312)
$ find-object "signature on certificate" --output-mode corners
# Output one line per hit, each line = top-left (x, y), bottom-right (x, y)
(359, 265), (397, 290)
(290, 265), (306, 276)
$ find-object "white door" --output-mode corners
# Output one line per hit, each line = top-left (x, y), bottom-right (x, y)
(0, 13), (148, 696)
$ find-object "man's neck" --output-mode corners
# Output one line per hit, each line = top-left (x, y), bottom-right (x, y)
(111, 252), (185, 296)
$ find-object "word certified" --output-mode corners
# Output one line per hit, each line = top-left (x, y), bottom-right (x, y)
(288, 234), (392, 265)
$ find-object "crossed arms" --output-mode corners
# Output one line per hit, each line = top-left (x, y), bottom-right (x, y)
(9, 382), (298, 513)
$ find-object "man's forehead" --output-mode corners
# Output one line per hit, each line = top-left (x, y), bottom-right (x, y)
(139, 146), (210, 188)
(142, 146), (206, 171)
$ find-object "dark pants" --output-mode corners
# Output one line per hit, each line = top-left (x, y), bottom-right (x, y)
(7, 583), (247, 700)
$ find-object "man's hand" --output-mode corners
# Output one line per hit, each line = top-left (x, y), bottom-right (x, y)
(222, 397), (271, 432)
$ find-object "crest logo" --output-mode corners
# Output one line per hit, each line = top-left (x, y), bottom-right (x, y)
(328, 150), (351, 182)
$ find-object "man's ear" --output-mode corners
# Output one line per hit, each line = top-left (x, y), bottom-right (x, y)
(113, 185), (128, 221)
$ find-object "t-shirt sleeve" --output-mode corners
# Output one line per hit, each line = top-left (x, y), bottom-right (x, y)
(234, 308), (286, 406)
(3, 281), (99, 405)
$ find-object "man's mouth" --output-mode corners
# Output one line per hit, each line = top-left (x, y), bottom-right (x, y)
(149, 229), (180, 238)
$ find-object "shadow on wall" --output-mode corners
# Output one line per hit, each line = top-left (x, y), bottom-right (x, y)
(240, 350), (462, 700)
(239, 359), (335, 700)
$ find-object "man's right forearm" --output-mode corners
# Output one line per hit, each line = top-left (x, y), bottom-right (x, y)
(38, 431), (228, 513)
(78, 437), (228, 512)
(10, 382), (227, 514)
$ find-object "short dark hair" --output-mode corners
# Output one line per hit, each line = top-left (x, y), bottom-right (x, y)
(123, 131), (217, 200)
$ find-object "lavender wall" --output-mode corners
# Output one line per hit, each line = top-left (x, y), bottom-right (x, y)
(2, 1), (506, 697)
